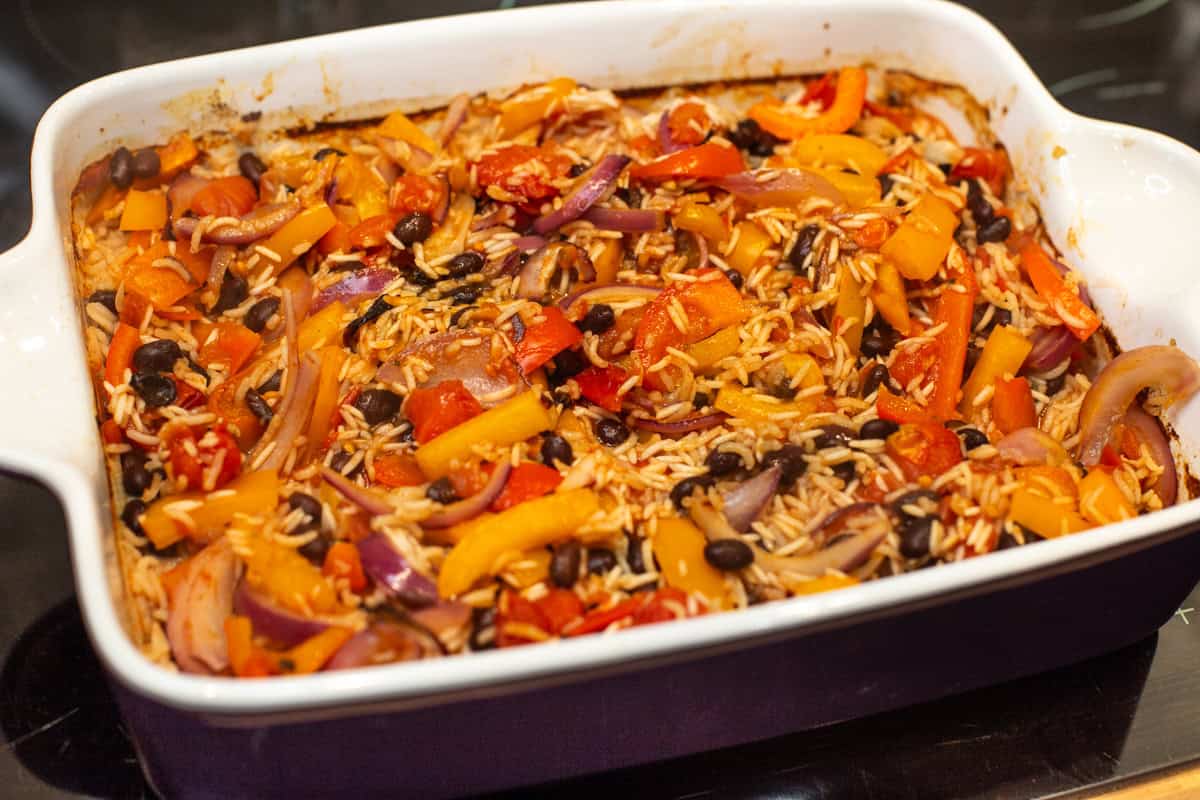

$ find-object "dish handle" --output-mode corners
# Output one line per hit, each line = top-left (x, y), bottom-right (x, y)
(0, 234), (104, 482)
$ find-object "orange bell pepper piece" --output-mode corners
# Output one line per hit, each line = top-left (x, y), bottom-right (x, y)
(104, 322), (141, 386)
(197, 322), (261, 374)
(257, 204), (338, 275)
(926, 284), (976, 420)
(119, 190), (168, 231)
(1018, 239), (1101, 341)
(880, 194), (959, 281)
(876, 386), (934, 424)
(152, 133), (201, 184)
(372, 453), (427, 488)
(323, 541), (367, 592)
(498, 77), (577, 140)
(631, 142), (745, 182)
(206, 378), (263, 449)
(748, 67), (868, 140)
(992, 376), (1037, 434)
(87, 185), (127, 225)
(190, 176), (257, 218)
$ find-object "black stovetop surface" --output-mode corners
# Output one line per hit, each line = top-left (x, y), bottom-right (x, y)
(3, 2), (1200, 797)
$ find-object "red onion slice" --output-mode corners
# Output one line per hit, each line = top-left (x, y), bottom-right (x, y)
(996, 427), (1071, 465)
(811, 501), (880, 537)
(357, 534), (439, 607)
(166, 539), (239, 675)
(714, 169), (845, 207)
(657, 109), (687, 155)
(518, 242), (596, 300)
(1123, 404), (1178, 506)
(423, 461), (512, 528)
(377, 329), (525, 407)
(558, 283), (661, 314)
(629, 412), (728, 437)
(437, 93), (471, 146)
(1078, 346), (1200, 465)
(409, 601), (472, 639)
(312, 267), (397, 313)
(233, 581), (330, 648)
(173, 201), (300, 245)
(513, 234), (548, 252)
(1023, 326), (1076, 373)
(532, 154), (631, 235)
(206, 245), (236, 295)
(168, 172), (210, 219)
(720, 465), (781, 531)
(321, 465), (394, 517)
(326, 622), (438, 670)
(581, 207), (666, 232)
(252, 350), (321, 472)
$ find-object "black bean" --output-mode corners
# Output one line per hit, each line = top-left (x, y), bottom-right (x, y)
(354, 389), (403, 426)
(943, 419), (967, 430)
(567, 162), (590, 178)
(977, 215), (1011, 244)
(243, 296), (281, 333)
(861, 327), (899, 359)
(329, 450), (363, 478)
(88, 289), (118, 314)
(577, 304), (615, 335)
(788, 224), (820, 269)
(670, 474), (715, 509)
(898, 515), (933, 558)
(426, 477), (458, 504)
(705, 449), (742, 476)
(132, 339), (182, 374)
(768, 380), (798, 401)
(121, 499), (147, 536)
(298, 534), (332, 565)
(313, 147), (345, 161)
(245, 388), (274, 424)
(862, 364), (891, 398)
(692, 391), (710, 410)
(762, 444), (808, 487)
(964, 345), (982, 378)
(723, 269), (744, 290)
(877, 173), (895, 198)
(956, 427), (989, 451)
(704, 539), (754, 571)
(447, 284), (483, 306)
(831, 460), (858, 483)
(1044, 374), (1066, 396)
(813, 424), (855, 450)
(109, 147), (133, 190)
(210, 273), (249, 315)
(972, 303), (1011, 334)
(625, 531), (647, 574)
(595, 417), (630, 446)
(858, 418), (899, 440)
(991, 308), (1012, 329)
(891, 489), (939, 515)
(288, 492), (323, 532)
(130, 373), (176, 407)
(445, 251), (485, 278)
(587, 548), (618, 575)
(131, 148), (161, 180)
(343, 295), (395, 348)
(728, 118), (780, 157)
(238, 152), (268, 185)
(120, 451), (153, 495)
(257, 370), (282, 394)
(393, 212), (433, 245)
(550, 349), (588, 383)
(186, 356), (209, 385)
(614, 186), (642, 209)
(550, 541), (582, 587)
(996, 531), (1021, 550)
(241, 111), (262, 123)
(541, 433), (574, 467)
(965, 179), (994, 225)
(469, 607), (497, 651)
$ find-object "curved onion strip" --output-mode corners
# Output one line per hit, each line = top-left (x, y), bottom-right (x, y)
(166, 539), (239, 675)
(630, 412), (727, 437)
(173, 201), (300, 245)
(657, 108), (686, 154)
(995, 427), (1070, 465)
(409, 601), (472, 640)
(326, 621), (439, 670)
(1024, 326), (1076, 373)
(206, 245), (236, 295)
(720, 465), (781, 531)
(1123, 404), (1178, 506)
(167, 172), (209, 219)
(1077, 346), (1200, 465)
(558, 283), (661, 314)
(517, 242), (596, 300)
(256, 351), (321, 472)
(233, 581), (330, 648)
(811, 501), (880, 537)
(581, 207), (665, 233)
(513, 235), (548, 252)
(377, 329), (525, 407)
(312, 267), (396, 313)
(714, 169), (845, 208)
(532, 154), (631, 235)
(691, 229), (709, 270)
(320, 466), (393, 517)
(423, 461), (512, 529)
(356, 534), (439, 606)
(437, 93), (471, 146)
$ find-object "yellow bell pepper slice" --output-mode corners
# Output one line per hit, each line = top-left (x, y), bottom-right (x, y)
(593, 238), (623, 284)
(119, 189), (168, 231)
(879, 194), (959, 281)
(653, 518), (728, 607)
(685, 326), (741, 372)
(334, 154), (390, 221)
(257, 204), (338, 275)
(140, 469), (280, 550)
(812, 168), (881, 209)
(438, 488), (599, 597)
(241, 531), (344, 615)
(416, 389), (554, 478)
(833, 264), (866, 356)
(784, 134), (888, 175)
(870, 260), (911, 335)
(501, 549), (553, 589)
(714, 353), (824, 423)
(785, 573), (860, 595)
(959, 325), (1033, 414)
(498, 77), (577, 140)
(378, 109), (438, 155)
(1009, 488), (1091, 539)
(1078, 470), (1136, 526)
(727, 220), (772, 276)
(673, 201), (728, 246)
(297, 300), (347, 352)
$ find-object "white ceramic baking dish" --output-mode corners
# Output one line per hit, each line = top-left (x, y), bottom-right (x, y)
(4, 0), (1200, 795)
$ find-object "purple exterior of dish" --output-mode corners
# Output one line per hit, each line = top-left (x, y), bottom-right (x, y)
(112, 527), (1200, 799)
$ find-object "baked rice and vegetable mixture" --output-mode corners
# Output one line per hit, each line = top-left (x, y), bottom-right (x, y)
(72, 67), (1200, 676)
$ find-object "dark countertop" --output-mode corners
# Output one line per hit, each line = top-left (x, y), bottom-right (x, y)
(2, 2), (1199, 797)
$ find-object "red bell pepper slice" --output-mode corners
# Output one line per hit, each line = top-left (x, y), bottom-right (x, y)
(925, 285), (976, 420)
(885, 422), (963, 480)
(951, 147), (1011, 196)
(405, 379), (483, 444)
(630, 142), (745, 182)
(748, 67), (868, 139)
(104, 322), (141, 386)
(491, 462), (563, 512)
(575, 364), (628, 412)
(323, 541), (367, 592)
(876, 386), (935, 424)
(1018, 239), (1101, 341)
(514, 306), (583, 375)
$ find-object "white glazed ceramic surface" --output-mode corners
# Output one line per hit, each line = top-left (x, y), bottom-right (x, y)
(2, 0), (1200, 718)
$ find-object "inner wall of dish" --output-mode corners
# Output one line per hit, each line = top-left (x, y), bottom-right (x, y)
(47, 0), (1200, 479)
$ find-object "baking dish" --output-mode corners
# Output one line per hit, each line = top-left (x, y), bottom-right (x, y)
(4, 0), (1200, 795)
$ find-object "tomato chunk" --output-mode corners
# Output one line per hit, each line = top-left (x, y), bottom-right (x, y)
(474, 144), (571, 207)
(575, 365), (628, 412)
(885, 422), (963, 480)
(515, 306), (583, 375)
(405, 380), (484, 444)
(190, 176), (257, 218)
(491, 462), (563, 511)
